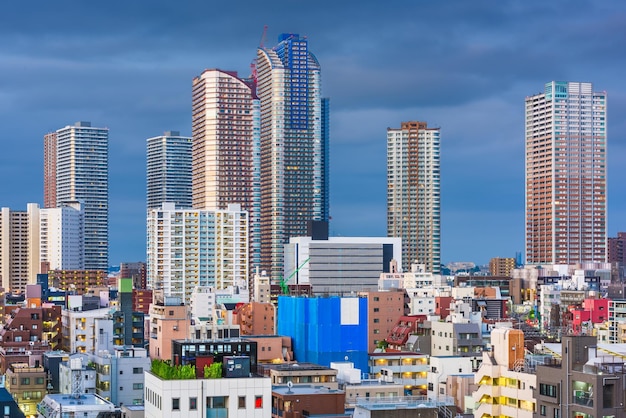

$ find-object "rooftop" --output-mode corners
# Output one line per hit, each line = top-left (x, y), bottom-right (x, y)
(273, 384), (344, 396)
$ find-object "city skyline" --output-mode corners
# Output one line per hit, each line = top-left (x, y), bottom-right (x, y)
(1, 1), (625, 266)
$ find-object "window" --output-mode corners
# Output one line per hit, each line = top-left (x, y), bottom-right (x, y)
(133, 367), (143, 374)
(133, 383), (143, 390)
(373, 308), (379, 312)
(238, 396), (246, 409)
(539, 383), (557, 398)
(189, 397), (197, 410)
(172, 398), (180, 411)
(169, 310), (174, 316)
(540, 405), (546, 416)
(21, 378), (30, 385)
(36, 377), (44, 385)
(255, 396), (263, 408)
(119, 370), (123, 375)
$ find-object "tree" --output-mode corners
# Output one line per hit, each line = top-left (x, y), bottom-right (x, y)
(204, 362), (223, 379)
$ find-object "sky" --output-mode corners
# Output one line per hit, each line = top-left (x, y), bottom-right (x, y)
(1, 1), (625, 267)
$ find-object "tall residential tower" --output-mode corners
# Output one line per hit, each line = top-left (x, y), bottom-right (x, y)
(191, 69), (260, 271)
(55, 121), (109, 270)
(387, 121), (441, 273)
(146, 131), (192, 210)
(256, 33), (329, 279)
(525, 82), (607, 264)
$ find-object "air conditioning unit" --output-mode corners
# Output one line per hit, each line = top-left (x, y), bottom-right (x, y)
(172, 326), (178, 331)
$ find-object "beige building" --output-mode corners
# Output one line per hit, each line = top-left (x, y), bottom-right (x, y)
(0, 204), (41, 292)
(149, 297), (190, 361)
(489, 257), (516, 277)
(5, 363), (48, 416)
(257, 362), (338, 389)
(473, 328), (536, 418)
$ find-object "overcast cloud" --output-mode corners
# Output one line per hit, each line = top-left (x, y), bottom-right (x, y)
(1, 0), (625, 266)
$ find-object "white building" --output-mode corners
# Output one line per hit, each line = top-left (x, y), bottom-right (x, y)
(387, 121), (441, 273)
(88, 346), (151, 407)
(0, 203), (40, 291)
(284, 236), (402, 295)
(473, 328), (536, 418)
(40, 202), (84, 270)
(37, 393), (116, 418)
(61, 305), (111, 354)
(147, 202), (249, 304)
(58, 355), (96, 395)
(144, 371), (271, 418)
(55, 121), (109, 270)
(428, 356), (473, 401)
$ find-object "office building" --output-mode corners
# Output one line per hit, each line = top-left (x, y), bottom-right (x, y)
(256, 33), (329, 280)
(525, 82), (607, 264)
(387, 121), (441, 273)
(192, 69), (260, 272)
(0, 204), (41, 291)
(284, 224), (402, 295)
(55, 121), (109, 270)
(43, 132), (57, 209)
(146, 131), (192, 210)
(146, 203), (249, 304)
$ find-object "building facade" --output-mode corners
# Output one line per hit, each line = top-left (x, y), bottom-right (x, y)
(488, 257), (516, 277)
(146, 203), (249, 304)
(387, 121), (441, 273)
(55, 121), (109, 270)
(146, 131), (192, 210)
(525, 82), (607, 264)
(256, 33), (329, 280)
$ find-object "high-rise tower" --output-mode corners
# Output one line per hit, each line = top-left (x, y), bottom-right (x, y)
(191, 69), (260, 271)
(55, 121), (109, 270)
(525, 82), (607, 264)
(256, 33), (328, 279)
(387, 121), (441, 273)
(43, 132), (57, 208)
(146, 131), (192, 210)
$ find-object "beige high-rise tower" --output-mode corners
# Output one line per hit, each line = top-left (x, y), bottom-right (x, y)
(387, 121), (441, 273)
(525, 82), (607, 264)
(191, 69), (260, 270)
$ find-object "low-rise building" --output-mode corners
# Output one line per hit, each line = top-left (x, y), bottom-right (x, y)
(257, 362), (339, 389)
(5, 363), (47, 416)
(144, 360), (271, 418)
(36, 393), (116, 418)
(272, 385), (349, 418)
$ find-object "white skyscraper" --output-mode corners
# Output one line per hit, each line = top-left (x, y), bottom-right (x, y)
(55, 122), (109, 270)
(146, 203), (249, 304)
(387, 121), (441, 273)
(525, 82), (607, 264)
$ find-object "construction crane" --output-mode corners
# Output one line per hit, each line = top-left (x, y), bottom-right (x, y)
(279, 258), (310, 295)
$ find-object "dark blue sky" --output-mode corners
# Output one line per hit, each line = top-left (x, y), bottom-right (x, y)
(1, 1), (625, 266)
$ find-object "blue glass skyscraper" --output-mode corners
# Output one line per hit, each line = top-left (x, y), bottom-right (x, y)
(256, 33), (330, 280)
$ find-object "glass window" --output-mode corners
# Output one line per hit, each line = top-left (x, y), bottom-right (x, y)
(255, 396), (263, 408)
(238, 396), (246, 409)
(190, 397), (197, 410)
(172, 398), (180, 411)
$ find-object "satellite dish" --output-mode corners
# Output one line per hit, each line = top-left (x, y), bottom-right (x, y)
(345, 356), (348, 361)
(287, 381), (293, 389)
